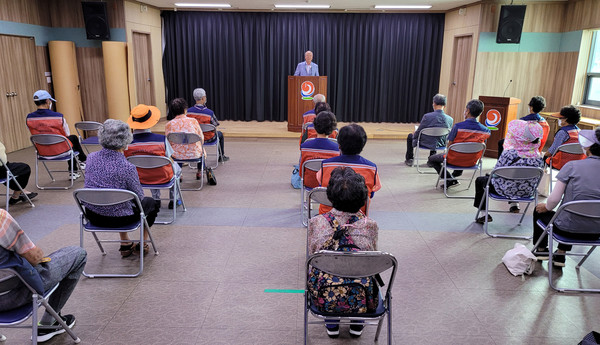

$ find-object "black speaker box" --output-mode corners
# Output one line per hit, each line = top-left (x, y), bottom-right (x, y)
(82, 2), (110, 40)
(496, 5), (526, 44)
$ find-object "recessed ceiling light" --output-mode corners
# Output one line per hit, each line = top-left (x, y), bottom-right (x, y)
(174, 3), (231, 8)
(274, 4), (331, 9)
(374, 5), (432, 9)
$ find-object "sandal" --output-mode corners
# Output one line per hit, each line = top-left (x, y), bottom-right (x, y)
(133, 243), (149, 255)
(476, 215), (493, 224)
(119, 243), (134, 258)
(509, 205), (521, 213)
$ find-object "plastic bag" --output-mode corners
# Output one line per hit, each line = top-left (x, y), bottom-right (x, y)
(502, 243), (537, 276)
(537, 167), (551, 197)
(291, 164), (301, 189)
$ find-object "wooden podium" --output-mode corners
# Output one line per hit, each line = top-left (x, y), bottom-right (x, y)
(479, 96), (521, 158)
(287, 76), (327, 132)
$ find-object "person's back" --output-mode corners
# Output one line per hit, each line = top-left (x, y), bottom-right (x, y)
(300, 111), (340, 188)
(545, 105), (587, 169)
(124, 132), (174, 185)
(166, 115), (203, 160)
(187, 104), (215, 141)
(446, 118), (490, 167)
(27, 109), (72, 157)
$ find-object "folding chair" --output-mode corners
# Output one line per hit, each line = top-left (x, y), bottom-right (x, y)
(126, 155), (186, 224)
(301, 159), (325, 227)
(0, 159), (34, 210)
(304, 251), (398, 345)
(0, 268), (81, 344)
(73, 188), (158, 278)
(74, 121), (102, 154)
(414, 127), (450, 173)
(305, 187), (332, 258)
(476, 166), (544, 239)
(199, 123), (222, 169)
(548, 143), (585, 193)
(166, 132), (205, 191)
(30, 134), (85, 190)
(531, 200), (600, 293)
(435, 142), (486, 199)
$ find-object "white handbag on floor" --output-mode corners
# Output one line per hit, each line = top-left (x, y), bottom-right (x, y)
(502, 243), (537, 276)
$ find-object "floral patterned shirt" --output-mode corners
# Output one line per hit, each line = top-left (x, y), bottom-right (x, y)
(491, 149), (544, 199)
(308, 208), (378, 254)
(165, 115), (204, 160)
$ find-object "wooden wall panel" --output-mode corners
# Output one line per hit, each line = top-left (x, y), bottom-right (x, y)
(49, 0), (125, 28)
(579, 107), (600, 120)
(0, 0), (49, 26)
(76, 47), (108, 123)
(479, 2), (565, 33)
(564, 0), (600, 31)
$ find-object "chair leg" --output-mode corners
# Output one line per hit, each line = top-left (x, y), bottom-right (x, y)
(517, 203), (531, 225)
(576, 246), (596, 269)
(39, 298), (80, 343)
(303, 294), (309, 345)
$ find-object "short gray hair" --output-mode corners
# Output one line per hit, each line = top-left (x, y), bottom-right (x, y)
(432, 94), (447, 106)
(193, 88), (206, 101)
(99, 119), (133, 150)
(313, 94), (326, 104)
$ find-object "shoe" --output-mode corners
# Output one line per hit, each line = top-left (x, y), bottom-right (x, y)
(133, 243), (149, 255)
(69, 172), (81, 180)
(404, 159), (414, 166)
(20, 192), (38, 202)
(78, 162), (86, 170)
(218, 155), (230, 162)
(509, 205), (521, 213)
(440, 179), (460, 189)
(532, 247), (549, 260)
(8, 197), (21, 205)
(168, 199), (182, 209)
(349, 324), (364, 338)
(552, 250), (566, 267)
(119, 243), (134, 258)
(475, 214), (493, 224)
(196, 172), (202, 180)
(37, 314), (75, 343)
(325, 325), (339, 338)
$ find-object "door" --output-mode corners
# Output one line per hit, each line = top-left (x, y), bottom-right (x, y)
(132, 32), (155, 106)
(0, 34), (43, 152)
(447, 35), (473, 123)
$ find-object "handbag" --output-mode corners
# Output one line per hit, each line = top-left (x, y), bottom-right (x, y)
(291, 164), (301, 189)
(502, 243), (537, 276)
(206, 167), (217, 185)
(537, 166), (551, 197)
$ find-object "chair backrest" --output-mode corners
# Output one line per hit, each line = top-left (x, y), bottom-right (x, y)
(303, 159), (323, 174)
(545, 200), (600, 235)
(308, 250), (397, 279)
(199, 123), (217, 134)
(167, 132), (202, 145)
(418, 127), (450, 140)
(30, 134), (73, 157)
(491, 166), (544, 181)
(126, 155), (172, 169)
(448, 142), (486, 154)
(557, 142), (585, 155)
(74, 121), (102, 133)
(0, 268), (24, 294)
(30, 134), (70, 146)
(308, 187), (331, 207)
(73, 188), (144, 220)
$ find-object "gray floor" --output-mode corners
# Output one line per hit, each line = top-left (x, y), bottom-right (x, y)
(2, 137), (599, 345)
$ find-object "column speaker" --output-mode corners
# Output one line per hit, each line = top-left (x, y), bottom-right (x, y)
(82, 2), (111, 40)
(496, 5), (526, 44)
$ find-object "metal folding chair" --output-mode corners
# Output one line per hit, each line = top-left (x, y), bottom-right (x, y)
(301, 159), (325, 227)
(0, 159), (34, 210)
(30, 134), (85, 190)
(74, 121), (102, 154)
(435, 142), (486, 198)
(73, 188), (158, 278)
(166, 132), (205, 191)
(0, 268), (80, 344)
(304, 251), (398, 345)
(126, 155), (186, 224)
(414, 127), (450, 173)
(531, 200), (600, 293)
(548, 143), (585, 193)
(476, 166), (544, 239)
(199, 123), (222, 169)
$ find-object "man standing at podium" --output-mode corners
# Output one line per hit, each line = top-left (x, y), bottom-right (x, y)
(294, 50), (319, 76)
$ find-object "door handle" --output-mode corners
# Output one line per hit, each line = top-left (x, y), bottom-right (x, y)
(452, 81), (457, 86)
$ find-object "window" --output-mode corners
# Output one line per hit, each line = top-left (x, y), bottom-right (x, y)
(584, 31), (600, 106)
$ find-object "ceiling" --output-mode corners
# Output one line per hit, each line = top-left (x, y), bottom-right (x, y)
(139, 0), (483, 12)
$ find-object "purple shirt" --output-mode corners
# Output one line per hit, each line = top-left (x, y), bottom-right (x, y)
(84, 148), (144, 217)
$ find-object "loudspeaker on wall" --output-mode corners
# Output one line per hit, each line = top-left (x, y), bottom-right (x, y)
(496, 5), (526, 44)
(82, 2), (111, 40)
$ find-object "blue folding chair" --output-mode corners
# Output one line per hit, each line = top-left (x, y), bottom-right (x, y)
(414, 127), (450, 173)
(74, 121), (102, 154)
(30, 134), (85, 190)
(0, 159), (34, 210)
(199, 123), (221, 169)
(435, 142), (486, 199)
(167, 132), (205, 191)
(0, 268), (80, 344)
(301, 159), (325, 227)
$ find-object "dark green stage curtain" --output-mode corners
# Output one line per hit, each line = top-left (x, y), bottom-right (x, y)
(162, 11), (444, 123)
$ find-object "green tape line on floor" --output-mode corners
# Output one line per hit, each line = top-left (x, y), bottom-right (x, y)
(264, 289), (304, 294)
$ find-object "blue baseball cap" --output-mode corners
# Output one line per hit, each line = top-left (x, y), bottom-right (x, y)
(33, 90), (56, 102)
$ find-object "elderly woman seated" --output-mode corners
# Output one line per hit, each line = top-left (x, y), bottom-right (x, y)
(83, 119), (159, 257)
(307, 166), (378, 339)
(473, 120), (544, 223)
(532, 128), (600, 267)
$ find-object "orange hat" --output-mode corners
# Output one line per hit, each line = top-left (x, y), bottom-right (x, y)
(128, 104), (161, 130)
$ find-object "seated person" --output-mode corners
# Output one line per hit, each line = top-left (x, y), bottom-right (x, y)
(0, 141), (37, 205)
(532, 128), (600, 267)
(26, 90), (86, 179)
(497, 96), (550, 156)
(405, 93), (453, 166)
(299, 111), (340, 188)
(186, 88), (229, 162)
(308, 167), (378, 339)
(317, 124), (381, 214)
(428, 99), (491, 189)
(473, 120), (544, 223)
(84, 119), (159, 257)
(300, 102), (335, 145)
(543, 105), (587, 170)
(302, 93), (326, 125)
(0, 209), (86, 343)
(165, 98), (216, 184)
(124, 104), (182, 208)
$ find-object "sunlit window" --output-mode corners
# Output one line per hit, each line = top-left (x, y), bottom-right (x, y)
(584, 31), (600, 106)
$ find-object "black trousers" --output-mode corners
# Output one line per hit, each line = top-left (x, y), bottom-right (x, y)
(428, 153), (463, 180)
(66, 135), (87, 170)
(532, 209), (600, 251)
(84, 196), (159, 228)
(473, 175), (497, 209)
(405, 133), (436, 160)
(206, 131), (225, 156)
(0, 162), (31, 191)
(497, 138), (505, 158)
